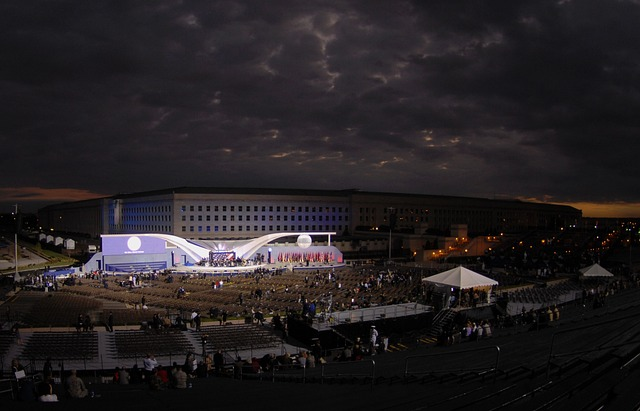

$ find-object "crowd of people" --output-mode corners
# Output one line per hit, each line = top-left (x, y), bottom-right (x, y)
(437, 320), (494, 346)
(5, 253), (638, 394)
(74, 314), (93, 332)
(10, 349), (229, 401)
(11, 357), (90, 402)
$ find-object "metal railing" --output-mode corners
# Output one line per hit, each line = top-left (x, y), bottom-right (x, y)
(271, 362), (307, 383)
(546, 311), (640, 379)
(320, 359), (376, 389)
(0, 377), (14, 399)
(237, 359), (377, 388)
(404, 345), (501, 384)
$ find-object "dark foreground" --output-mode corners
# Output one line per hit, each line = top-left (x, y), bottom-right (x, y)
(4, 287), (640, 411)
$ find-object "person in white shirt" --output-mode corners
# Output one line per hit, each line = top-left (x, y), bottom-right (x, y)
(370, 325), (379, 355)
(143, 353), (158, 381)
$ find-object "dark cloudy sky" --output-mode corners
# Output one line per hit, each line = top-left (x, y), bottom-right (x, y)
(2, 0), (640, 217)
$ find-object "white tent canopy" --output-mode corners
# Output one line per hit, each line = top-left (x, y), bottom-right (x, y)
(579, 263), (614, 278)
(422, 266), (498, 289)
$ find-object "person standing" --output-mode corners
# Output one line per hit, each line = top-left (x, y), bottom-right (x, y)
(311, 339), (323, 364)
(213, 349), (224, 374)
(75, 314), (83, 333)
(42, 357), (53, 380)
(107, 311), (114, 332)
(82, 314), (92, 332)
(369, 325), (379, 355)
(194, 312), (202, 332)
(11, 358), (24, 374)
(352, 338), (363, 361)
(143, 353), (158, 381)
(200, 334), (208, 356)
(482, 321), (493, 338)
(190, 310), (198, 328)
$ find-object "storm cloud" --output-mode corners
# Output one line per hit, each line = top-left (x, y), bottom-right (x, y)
(1, 0), (639, 216)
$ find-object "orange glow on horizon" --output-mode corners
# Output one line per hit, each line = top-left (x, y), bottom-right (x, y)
(1, 187), (638, 219)
(515, 196), (640, 219)
(559, 201), (640, 219)
(0, 187), (108, 203)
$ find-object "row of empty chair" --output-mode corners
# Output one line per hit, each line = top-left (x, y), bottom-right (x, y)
(20, 292), (103, 328)
(0, 332), (14, 358)
(21, 331), (98, 361)
(194, 324), (282, 352)
(113, 329), (194, 358)
(507, 282), (582, 306)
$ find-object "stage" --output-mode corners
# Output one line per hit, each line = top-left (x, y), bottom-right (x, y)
(287, 303), (435, 348)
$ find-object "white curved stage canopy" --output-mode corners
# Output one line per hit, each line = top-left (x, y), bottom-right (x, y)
(97, 232), (340, 273)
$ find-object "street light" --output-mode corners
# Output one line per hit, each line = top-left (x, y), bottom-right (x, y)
(388, 207), (395, 261)
(12, 204), (19, 281)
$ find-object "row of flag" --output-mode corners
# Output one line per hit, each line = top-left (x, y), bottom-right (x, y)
(277, 251), (335, 263)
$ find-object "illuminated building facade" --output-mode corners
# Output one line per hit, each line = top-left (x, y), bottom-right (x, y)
(38, 187), (581, 240)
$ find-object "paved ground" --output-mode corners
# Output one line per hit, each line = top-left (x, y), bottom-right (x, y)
(0, 239), (48, 271)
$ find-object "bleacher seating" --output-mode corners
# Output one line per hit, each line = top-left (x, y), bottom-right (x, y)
(194, 324), (281, 352)
(506, 281), (583, 308)
(113, 329), (194, 358)
(0, 332), (14, 358)
(21, 331), (98, 361)
(21, 292), (103, 328)
(99, 308), (167, 328)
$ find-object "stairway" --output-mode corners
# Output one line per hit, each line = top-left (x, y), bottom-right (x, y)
(427, 309), (456, 339)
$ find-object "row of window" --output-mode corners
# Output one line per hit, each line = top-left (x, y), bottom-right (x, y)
(111, 225), (172, 232)
(432, 209), (494, 215)
(116, 205), (172, 213)
(181, 214), (346, 222)
(359, 207), (429, 214)
(115, 215), (172, 222)
(181, 225), (344, 233)
(181, 205), (347, 213)
(359, 216), (427, 223)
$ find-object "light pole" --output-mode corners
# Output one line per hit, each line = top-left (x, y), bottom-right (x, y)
(388, 207), (394, 261)
(629, 229), (634, 276)
(13, 204), (19, 280)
